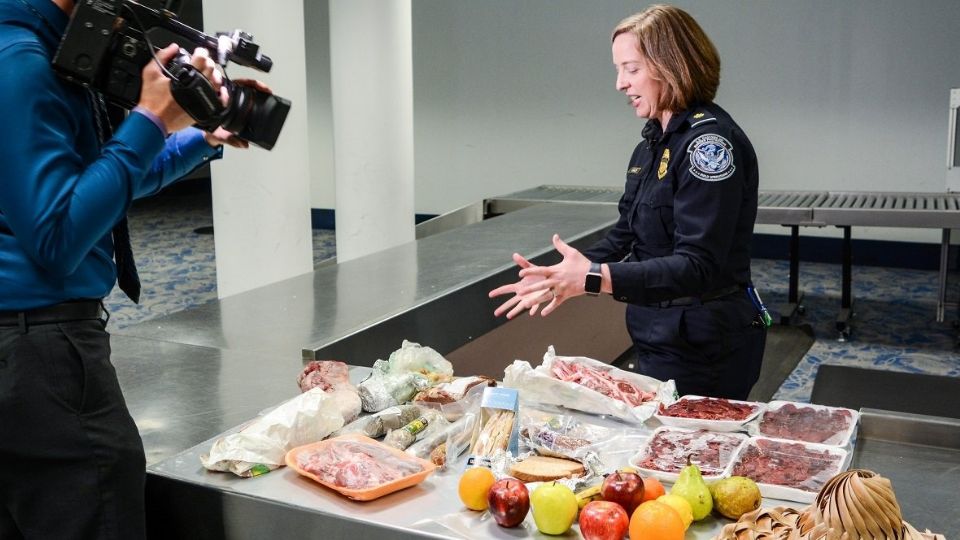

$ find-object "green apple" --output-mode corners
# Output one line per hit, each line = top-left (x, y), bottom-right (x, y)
(530, 482), (578, 535)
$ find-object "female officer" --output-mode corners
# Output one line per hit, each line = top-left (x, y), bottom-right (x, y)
(489, 4), (766, 400)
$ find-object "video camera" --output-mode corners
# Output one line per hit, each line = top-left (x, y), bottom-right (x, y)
(53, 0), (290, 150)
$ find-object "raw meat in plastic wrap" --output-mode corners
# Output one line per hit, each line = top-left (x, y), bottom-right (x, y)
(758, 401), (856, 446)
(503, 346), (675, 423)
(201, 388), (345, 477)
(659, 396), (760, 421)
(297, 360), (362, 423)
(633, 427), (746, 477)
(296, 440), (425, 489)
(731, 437), (847, 495)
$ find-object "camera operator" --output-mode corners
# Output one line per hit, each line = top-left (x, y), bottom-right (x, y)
(0, 0), (257, 538)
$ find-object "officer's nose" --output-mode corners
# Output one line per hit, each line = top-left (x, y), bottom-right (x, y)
(615, 73), (628, 92)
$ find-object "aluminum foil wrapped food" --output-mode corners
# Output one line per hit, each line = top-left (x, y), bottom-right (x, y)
(358, 369), (430, 413)
(714, 469), (945, 540)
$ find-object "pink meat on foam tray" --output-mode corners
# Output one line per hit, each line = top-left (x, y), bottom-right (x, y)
(550, 358), (655, 407)
(298, 441), (424, 489)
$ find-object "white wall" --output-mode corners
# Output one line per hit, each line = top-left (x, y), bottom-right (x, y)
(203, 0), (314, 297)
(409, 0), (960, 244)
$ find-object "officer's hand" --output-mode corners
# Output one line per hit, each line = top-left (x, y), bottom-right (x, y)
(515, 234), (592, 317)
(488, 253), (554, 319)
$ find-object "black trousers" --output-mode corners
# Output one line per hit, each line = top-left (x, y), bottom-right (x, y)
(625, 292), (767, 400)
(0, 320), (145, 540)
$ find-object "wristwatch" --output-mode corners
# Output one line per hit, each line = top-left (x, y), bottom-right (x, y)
(584, 262), (602, 296)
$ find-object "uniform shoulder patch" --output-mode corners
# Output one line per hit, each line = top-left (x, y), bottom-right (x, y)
(686, 133), (735, 181)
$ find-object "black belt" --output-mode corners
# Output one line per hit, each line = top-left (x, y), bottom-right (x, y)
(653, 285), (743, 308)
(0, 300), (104, 329)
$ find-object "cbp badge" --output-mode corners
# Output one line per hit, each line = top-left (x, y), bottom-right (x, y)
(657, 149), (670, 180)
(687, 134), (735, 181)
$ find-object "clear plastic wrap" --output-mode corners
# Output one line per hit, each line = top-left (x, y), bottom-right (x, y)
(629, 426), (747, 482)
(729, 436), (850, 503)
(332, 404), (422, 439)
(517, 407), (618, 476)
(654, 395), (764, 432)
(357, 369), (430, 413)
(503, 346), (675, 424)
(383, 340), (454, 383)
(754, 400), (859, 447)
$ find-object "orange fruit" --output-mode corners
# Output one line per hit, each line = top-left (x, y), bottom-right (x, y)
(657, 494), (694, 530)
(458, 467), (496, 511)
(629, 501), (685, 540)
(641, 476), (666, 502)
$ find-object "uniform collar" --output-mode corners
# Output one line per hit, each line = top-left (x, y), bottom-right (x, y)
(640, 103), (707, 145)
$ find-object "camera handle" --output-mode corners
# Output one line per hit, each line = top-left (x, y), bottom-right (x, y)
(167, 59), (225, 131)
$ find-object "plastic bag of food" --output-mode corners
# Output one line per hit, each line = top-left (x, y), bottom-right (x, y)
(385, 340), (454, 383)
(384, 409), (448, 450)
(200, 388), (344, 477)
(503, 346), (675, 423)
(357, 370), (430, 413)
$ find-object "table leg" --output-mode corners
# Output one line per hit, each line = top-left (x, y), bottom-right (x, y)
(836, 225), (854, 340)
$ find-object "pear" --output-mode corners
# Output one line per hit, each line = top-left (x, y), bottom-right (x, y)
(709, 476), (762, 520)
(670, 461), (713, 521)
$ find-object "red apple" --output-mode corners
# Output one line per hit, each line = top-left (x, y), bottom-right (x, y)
(600, 471), (645, 516)
(487, 478), (530, 528)
(579, 501), (629, 540)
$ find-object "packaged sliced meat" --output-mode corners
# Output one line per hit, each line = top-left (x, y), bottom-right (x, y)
(503, 346), (676, 423)
(357, 371), (430, 413)
(654, 395), (764, 432)
(286, 434), (437, 501)
(630, 426), (747, 482)
(756, 401), (858, 446)
(729, 436), (850, 503)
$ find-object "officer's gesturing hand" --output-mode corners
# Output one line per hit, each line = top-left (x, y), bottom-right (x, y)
(489, 234), (593, 319)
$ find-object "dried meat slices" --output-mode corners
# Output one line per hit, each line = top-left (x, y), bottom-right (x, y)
(632, 428), (747, 478)
(297, 440), (424, 490)
(731, 437), (846, 494)
(658, 396), (760, 421)
(758, 402), (855, 446)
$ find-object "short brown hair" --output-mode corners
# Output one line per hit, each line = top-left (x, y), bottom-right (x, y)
(612, 5), (720, 112)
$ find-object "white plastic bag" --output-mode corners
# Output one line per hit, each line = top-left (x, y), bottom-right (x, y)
(200, 388), (345, 477)
(503, 346), (676, 424)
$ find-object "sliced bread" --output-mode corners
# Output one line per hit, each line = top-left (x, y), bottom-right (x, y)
(509, 455), (586, 482)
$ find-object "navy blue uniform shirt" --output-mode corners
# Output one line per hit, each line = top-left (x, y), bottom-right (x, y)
(0, 0), (222, 310)
(582, 102), (759, 305)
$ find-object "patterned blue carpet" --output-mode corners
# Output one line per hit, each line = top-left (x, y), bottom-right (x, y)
(108, 194), (960, 402)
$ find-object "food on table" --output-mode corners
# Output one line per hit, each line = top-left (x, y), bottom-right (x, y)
(413, 375), (495, 404)
(358, 371), (429, 413)
(716, 469), (946, 540)
(656, 494), (693, 530)
(730, 438), (844, 493)
(470, 409), (515, 456)
(758, 402), (854, 444)
(600, 471), (646, 516)
(550, 359), (656, 407)
(296, 440), (424, 490)
(487, 478), (529, 528)
(297, 360), (351, 393)
(635, 428), (746, 476)
(671, 462), (713, 521)
(429, 442), (447, 467)
(296, 360), (362, 423)
(383, 416), (430, 450)
(578, 500), (629, 540)
(508, 455), (586, 482)
(343, 404), (421, 438)
(530, 482), (578, 535)
(709, 476), (762, 520)
(574, 484), (603, 510)
(640, 476), (665, 503)
(458, 467), (496, 511)
(629, 500), (685, 540)
(658, 396), (759, 421)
